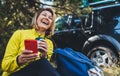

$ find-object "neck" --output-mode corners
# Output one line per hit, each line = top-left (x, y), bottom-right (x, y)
(36, 29), (45, 34)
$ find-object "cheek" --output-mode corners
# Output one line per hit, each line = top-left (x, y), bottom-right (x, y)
(36, 20), (39, 26)
(37, 18), (40, 24)
(49, 20), (53, 25)
(36, 20), (38, 25)
(49, 22), (53, 27)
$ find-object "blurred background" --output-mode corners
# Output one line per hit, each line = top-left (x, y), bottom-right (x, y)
(0, 0), (120, 76)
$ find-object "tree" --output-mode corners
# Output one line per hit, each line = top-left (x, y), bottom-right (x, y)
(0, 0), (40, 64)
(54, 0), (82, 16)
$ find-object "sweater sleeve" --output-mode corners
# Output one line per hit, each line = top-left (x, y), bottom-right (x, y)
(46, 39), (54, 61)
(1, 30), (21, 72)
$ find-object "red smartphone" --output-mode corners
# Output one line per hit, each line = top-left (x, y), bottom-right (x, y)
(24, 39), (38, 53)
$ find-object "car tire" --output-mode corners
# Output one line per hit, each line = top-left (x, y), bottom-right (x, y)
(86, 45), (118, 68)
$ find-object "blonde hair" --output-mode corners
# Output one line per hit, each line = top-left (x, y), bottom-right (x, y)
(31, 8), (56, 37)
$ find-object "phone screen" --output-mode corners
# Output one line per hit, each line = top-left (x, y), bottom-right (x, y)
(24, 39), (38, 53)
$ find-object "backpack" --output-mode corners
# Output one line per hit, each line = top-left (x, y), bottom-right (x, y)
(54, 48), (104, 76)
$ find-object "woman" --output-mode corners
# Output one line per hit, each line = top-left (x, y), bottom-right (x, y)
(1, 8), (60, 76)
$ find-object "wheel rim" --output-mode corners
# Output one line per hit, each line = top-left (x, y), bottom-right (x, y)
(90, 49), (113, 67)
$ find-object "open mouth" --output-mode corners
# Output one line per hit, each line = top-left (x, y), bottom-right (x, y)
(41, 19), (49, 25)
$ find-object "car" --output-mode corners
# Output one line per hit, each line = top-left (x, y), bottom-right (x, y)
(52, 0), (120, 67)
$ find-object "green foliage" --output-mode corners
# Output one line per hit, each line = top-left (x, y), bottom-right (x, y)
(54, 0), (82, 16)
(53, 0), (92, 31)
(0, 0), (40, 64)
(54, 0), (92, 17)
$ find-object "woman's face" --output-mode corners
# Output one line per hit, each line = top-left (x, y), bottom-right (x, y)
(36, 10), (53, 31)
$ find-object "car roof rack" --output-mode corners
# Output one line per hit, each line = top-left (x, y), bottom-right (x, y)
(92, 3), (120, 10)
(89, 0), (116, 6)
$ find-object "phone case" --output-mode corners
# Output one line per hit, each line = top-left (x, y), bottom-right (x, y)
(24, 39), (38, 53)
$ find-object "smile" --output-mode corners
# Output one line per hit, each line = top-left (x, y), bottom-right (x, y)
(41, 19), (49, 25)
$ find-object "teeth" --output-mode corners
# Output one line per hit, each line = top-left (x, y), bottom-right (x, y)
(42, 22), (46, 24)
(42, 22), (48, 25)
(41, 19), (49, 25)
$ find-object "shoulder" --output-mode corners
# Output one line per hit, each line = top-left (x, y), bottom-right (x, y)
(13, 29), (33, 34)
(45, 37), (53, 44)
(45, 37), (52, 42)
(16, 29), (32, 32)
(46, 37), (56, 47)
(11, 29), (33, 39)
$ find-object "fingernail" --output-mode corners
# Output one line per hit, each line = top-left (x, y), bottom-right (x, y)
(30, 51), (33, 53)
(37, 54), (39, 58)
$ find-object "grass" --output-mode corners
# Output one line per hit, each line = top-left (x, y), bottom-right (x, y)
(103, 67), (120, 76)
(51, 60), (120, 76)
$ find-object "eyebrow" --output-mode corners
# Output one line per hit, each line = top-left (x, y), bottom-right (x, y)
(43, 12), (53, 17)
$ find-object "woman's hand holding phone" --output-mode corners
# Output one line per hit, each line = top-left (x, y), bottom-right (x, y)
(17, 50), (38, 65)
(17, 40), (39, 65)
(18, 39), (48, 65)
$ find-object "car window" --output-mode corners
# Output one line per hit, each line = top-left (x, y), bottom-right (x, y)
(114, 16), (120, 34)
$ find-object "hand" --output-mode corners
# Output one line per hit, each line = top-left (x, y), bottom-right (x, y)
(37, 39), (48, 57)
(18, 50), (38, 65)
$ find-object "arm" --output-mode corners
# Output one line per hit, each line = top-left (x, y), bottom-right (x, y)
(1, 30), (21, 72)
(46, 39), (54, 61)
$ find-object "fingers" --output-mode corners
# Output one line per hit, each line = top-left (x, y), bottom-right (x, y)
(21, 52), (38, 59)
(37, 40), (48, 53)
(37, 40), (48, 57)
(20, 54), (37, 62)
(22, 50), (33, 54)
(18, 50), (38, 65)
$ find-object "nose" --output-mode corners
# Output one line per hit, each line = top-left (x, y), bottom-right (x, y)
(45, 15), (52, 20)
(44, 15), (49, 19)
(45, 17), (49, 21)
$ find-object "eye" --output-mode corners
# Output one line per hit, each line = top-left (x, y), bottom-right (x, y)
(49, 16), (53, 20)
(42, 13), (46, 17)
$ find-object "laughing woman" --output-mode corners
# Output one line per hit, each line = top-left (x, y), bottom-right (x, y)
(1, 8), (60, 76)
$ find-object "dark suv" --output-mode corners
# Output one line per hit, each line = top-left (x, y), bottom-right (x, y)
(52, 0), (120, 67)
